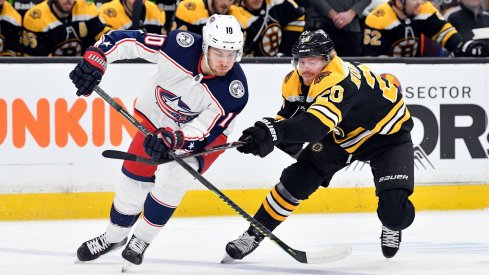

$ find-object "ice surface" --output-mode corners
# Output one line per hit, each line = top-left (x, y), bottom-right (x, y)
(1, 210), (488, 274)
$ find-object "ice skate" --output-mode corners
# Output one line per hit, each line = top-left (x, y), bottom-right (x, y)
(381, 225), (401, 259)
(76, 233), (127, 262)
(121, 235), (150, 272)
(221, 228), (264, 263)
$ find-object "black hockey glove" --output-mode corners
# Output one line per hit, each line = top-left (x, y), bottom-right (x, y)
(237, 117), (283, 158)
(156, 127), (185, 150)
(143, 128), (185, 162)
(69, 46), (107, 96)
(454, 40), (489, 57)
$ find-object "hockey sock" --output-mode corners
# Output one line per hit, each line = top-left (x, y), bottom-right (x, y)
(133, 192), (177, 243)
(106, 204), (140, 243)
(249, 183), (300, 234)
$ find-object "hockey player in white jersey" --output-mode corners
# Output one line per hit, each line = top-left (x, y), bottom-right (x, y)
(69, 14), (248, 268)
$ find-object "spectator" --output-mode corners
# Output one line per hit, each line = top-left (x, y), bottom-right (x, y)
(231, 0), (305, 57)
(99, 0), (166, 34)
(447, 0), (489, 42)
(363, 0), (489, 57)
(0, 0), (22, 56)
(171, 0), (236, 35)
(430, 0), (459, 13)
(302, 0), (371, 56)
(22, 0), (111, 56)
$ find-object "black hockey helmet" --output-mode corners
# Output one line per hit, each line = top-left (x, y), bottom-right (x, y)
(291, 29), (335, 65)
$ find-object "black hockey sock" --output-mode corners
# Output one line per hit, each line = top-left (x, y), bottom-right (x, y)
(248, 184), (300, 237)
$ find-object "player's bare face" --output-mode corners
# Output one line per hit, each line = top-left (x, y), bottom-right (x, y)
(404, 0), (424, 16)
(206, 47), (237, 76)
(211, 0), (235, 14)
(55, 0), (75, 13)
(243, 0), (263, 11)
(298, 56), (328, 86)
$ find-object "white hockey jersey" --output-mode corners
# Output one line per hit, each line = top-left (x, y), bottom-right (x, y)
(95, 29), (249, 155)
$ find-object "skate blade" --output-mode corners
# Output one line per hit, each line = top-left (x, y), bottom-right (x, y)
(220, 251), (237, 264)
(121, 260), (132, 273)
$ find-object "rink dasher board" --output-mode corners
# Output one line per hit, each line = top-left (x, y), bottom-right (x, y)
(0, 62), (488, 220)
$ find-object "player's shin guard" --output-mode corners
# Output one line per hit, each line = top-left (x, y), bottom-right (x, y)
(223, 182), (300, 262)
(133, 192), (177, 243)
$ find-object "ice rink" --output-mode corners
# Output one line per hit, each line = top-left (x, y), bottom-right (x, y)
(1, 210), (488, 275)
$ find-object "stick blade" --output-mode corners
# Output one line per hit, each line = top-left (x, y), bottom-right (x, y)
(305, 244), (352, 264)
(102, 150), (136, 161)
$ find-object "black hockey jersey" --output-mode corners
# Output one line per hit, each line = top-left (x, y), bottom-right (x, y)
(231, 0), (304, 57)
(278, 56), (413, 155)
(0, 0), (22, 56)
(363, 1), (463, 57)
(22, 0), (111, 56)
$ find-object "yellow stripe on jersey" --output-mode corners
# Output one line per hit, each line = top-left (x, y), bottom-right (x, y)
(340, 99), (406, 153)
(308, 108), (336, 132)
(334, 127), (365, 144)
(431, 23), (458, 47)
(271, 187), (295, 211)
(388, 107), (411, 135)
(309, 96), (342, 124)
(283, 15), (305, 32)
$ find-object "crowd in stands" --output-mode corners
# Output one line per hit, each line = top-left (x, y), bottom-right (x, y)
(1, 0), (489, 57)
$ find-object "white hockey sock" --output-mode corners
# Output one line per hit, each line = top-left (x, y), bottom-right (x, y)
(105, 222), (132, 243)
(132, 218), (164, 244)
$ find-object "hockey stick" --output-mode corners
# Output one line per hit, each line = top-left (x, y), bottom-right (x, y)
(102, 141), (246, 165)
(93, 85), (351, 264)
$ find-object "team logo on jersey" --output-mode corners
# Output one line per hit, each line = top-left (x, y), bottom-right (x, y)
(29, 9), (41, 19)
(176, 32), (194, 48)
(311, 142), (324, 153)
(104, 8), (117, 18)
(185, 2), (196, 10)
(374, 9), (385, 17)
(229, 80), (245, 98)
(155, 86), (199, 123)
(314, 71), (331, 84)
(260, 23), (282, 56)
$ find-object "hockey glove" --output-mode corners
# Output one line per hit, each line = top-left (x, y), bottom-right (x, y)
(237, 117), (282, 158)
(155, 127), (185, 150)
(143, 128), (185, 162)
(454, 40), (489, 57)
(69, 46), (107, 96)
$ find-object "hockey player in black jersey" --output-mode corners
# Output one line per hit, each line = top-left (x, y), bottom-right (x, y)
(222, 29), (416, 262)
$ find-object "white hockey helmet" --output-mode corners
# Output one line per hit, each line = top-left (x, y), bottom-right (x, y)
(202, 14), (244, 66)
